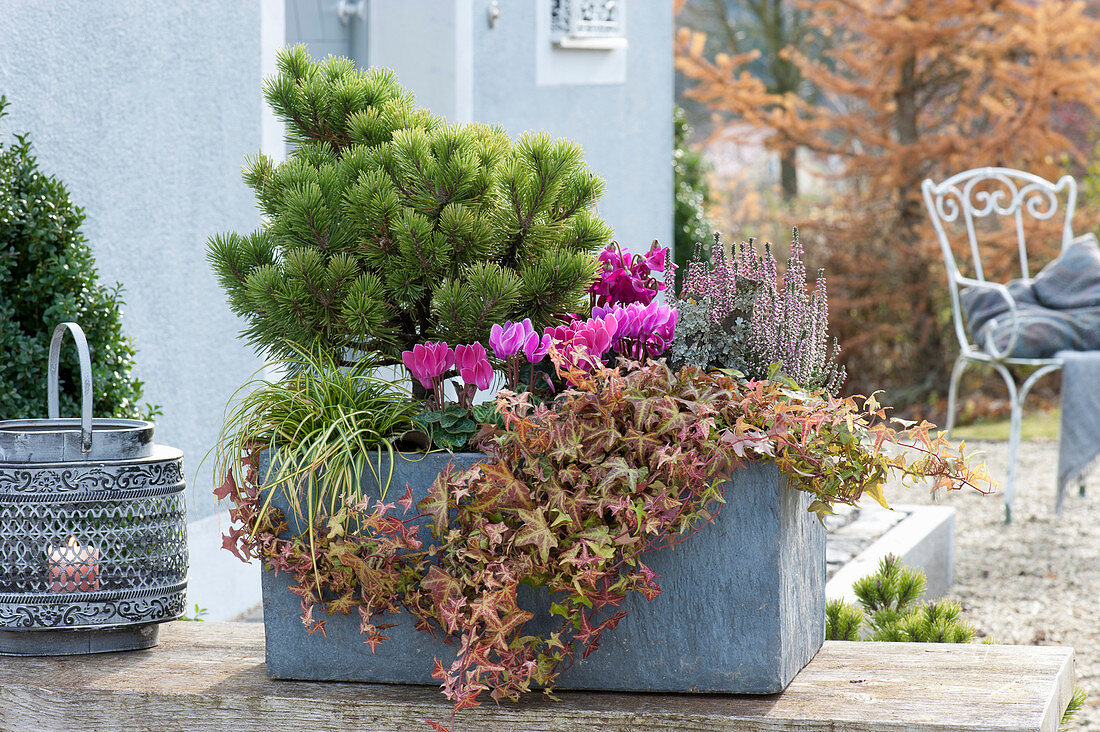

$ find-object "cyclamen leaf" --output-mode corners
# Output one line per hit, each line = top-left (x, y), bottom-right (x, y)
(436, 432), (469, 450)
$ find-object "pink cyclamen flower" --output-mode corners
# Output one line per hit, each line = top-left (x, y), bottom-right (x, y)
(643, 241), (667, 273)
(577, 313), (619, 356)
(523, 332), (552, 363)
(489, 319), (537, 360)
(594, 302), (678, 357)
(454, 343), (493, 391)
(545, 312), (620, 371)
(401, 342), (455, 390)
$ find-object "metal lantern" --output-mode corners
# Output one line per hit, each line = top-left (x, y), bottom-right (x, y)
(0, 323), (187, 655)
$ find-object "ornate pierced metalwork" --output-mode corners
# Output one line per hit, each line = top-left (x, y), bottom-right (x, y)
(0, 323), (187, 654)
(0, 457), (183, 498)
(0, 588), (187, 628)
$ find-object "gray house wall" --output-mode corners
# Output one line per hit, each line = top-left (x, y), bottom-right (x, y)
(0, 1), (265, 617)
(288, 0), (673, 250)
(473, 0), (674, 250)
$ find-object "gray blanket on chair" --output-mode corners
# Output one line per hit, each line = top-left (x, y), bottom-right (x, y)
(961, 235), (1100, 513)
(1056, 351), (1100, 513)
(960, 234), (1100, 358)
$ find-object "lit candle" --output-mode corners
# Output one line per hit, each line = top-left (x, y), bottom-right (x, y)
(48, 536), (100, 593)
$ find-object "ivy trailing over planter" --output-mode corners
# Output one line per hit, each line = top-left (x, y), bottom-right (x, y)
(219, 356), (991, 729)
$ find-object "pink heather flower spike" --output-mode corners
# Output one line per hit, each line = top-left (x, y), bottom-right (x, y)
(454, 343), (493, 391)
(401, 342), (455, 390)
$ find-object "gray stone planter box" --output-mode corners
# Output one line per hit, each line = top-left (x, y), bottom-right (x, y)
(259, 451), (825, 694)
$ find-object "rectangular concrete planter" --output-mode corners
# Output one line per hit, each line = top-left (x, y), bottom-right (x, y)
(259, 451), (825, 694)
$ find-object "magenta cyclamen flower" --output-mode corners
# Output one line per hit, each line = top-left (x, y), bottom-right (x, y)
(590, 242), (673, 308)
(523, 332), (552, 363)
(401, 342), (455, 389)
(594, 302), (678, 357)
(489, 319), (537, 360)
(454, 343), (493, 390)
(545, 312), (620, 371)
(643, 241), (667, 273)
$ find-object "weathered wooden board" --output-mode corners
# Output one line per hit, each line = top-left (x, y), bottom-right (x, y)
(0, 621), (1074, 732)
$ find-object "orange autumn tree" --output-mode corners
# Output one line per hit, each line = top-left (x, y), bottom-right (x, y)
(677, 0), (1100, 407)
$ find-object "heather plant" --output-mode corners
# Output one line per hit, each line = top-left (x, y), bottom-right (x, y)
(208, 46), (610, 370)
(220, 356), (993, 729)
(670, 230), (844, 393)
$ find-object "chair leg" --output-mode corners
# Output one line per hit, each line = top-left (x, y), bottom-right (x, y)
(991, 363), (1020, 524)
(945, 356), (969, 437)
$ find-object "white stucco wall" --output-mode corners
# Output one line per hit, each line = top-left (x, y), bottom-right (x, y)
(473, 0), (674, 250)
(290, 0), (674, 251)
(0, 1), (266, 617)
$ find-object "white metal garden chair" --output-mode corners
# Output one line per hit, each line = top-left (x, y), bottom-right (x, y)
(921, 167), (1079, 523)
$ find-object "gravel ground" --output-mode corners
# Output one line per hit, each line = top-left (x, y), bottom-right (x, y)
(884, 438), (1100, 730)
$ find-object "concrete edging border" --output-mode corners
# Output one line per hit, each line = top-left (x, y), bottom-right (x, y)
(826, 504), (955, 604)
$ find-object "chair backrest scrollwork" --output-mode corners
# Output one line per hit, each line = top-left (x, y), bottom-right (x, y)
(921, 167), (1077, 355)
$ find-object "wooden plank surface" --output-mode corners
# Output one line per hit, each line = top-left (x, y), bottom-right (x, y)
(0, 621), (1074, 732)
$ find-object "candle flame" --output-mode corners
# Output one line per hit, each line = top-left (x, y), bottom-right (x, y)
(67, 536), (78, 548)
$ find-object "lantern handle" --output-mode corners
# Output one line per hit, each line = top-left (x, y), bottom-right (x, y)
(47, 323), (94, 454)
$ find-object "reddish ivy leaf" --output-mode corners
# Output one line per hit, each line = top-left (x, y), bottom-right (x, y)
(213, 468), (237, 501)
(398, 483), (416, 514)
(326, 591), (358, 616)
(418, 474), (451, 539)
(475, 462), (535, 512)
(513, 507), (558, 563)
(422, 566), (462, 610)
(423, 721), (452, 732)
